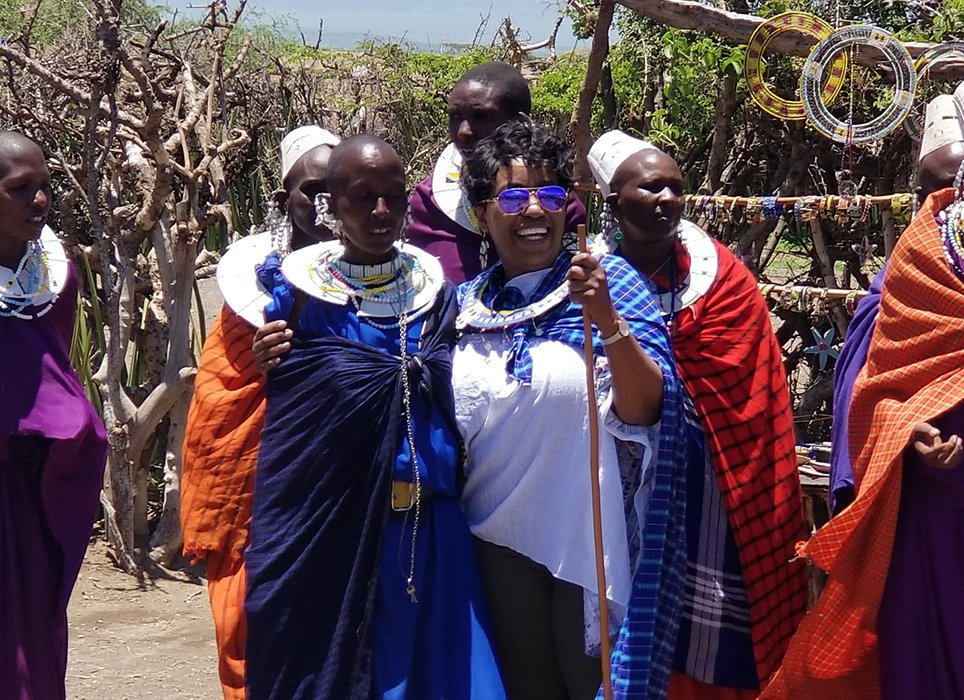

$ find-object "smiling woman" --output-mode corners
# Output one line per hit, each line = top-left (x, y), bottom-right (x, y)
(454, 119), (687, 699)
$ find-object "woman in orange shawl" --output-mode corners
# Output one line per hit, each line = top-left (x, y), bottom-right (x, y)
(759, 186), (964, 699)
(180, 126), (339, 699)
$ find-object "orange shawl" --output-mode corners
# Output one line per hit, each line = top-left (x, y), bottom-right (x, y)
(181, 306), (266, 564)
(761, 188), (964, 698)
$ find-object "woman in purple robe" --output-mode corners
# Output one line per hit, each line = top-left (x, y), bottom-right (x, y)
(0, 132), (107, 699)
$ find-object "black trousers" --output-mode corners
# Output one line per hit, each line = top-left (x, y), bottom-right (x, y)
(474, 538), (602, 700)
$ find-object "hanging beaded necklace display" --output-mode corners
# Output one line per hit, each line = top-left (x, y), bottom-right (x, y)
(0, 234), (61, 319)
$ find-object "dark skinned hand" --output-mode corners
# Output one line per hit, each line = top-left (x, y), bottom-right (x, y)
(252, 320), (293, 374)
(912, 422), (963, 470)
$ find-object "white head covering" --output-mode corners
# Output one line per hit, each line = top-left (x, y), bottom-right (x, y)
(280, 125), (341, 180)
(587, 130), (657, 197)
(919, 94), (964, 163)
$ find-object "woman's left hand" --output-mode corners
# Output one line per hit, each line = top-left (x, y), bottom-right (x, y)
(567, 252), (619, 334)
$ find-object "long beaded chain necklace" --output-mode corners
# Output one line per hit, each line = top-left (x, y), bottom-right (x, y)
(0, 239), (57, 319)
(396, 304), (423, 603)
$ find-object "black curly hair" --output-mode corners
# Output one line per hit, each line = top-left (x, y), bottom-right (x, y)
(460, 120), (574, 206)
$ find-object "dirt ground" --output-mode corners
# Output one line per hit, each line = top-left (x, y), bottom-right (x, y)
(66, 537), (222, 700)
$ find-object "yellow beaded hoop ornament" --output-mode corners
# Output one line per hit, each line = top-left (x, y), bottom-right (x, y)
(745, 12), (848, 121)
(800, 25), (916, 144)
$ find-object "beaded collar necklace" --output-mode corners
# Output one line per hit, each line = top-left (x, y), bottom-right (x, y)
(284, 240), (444, 330)
(0, 228), (65, 319)
(455, 275), (570, 331)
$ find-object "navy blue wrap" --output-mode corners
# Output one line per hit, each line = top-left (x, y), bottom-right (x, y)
(244, 283), (460, 700)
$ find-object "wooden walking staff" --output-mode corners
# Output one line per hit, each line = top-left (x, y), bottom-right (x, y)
(577, 223), (614, 700)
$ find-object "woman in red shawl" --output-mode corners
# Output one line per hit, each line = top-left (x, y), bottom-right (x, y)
(588, 131), (807, 699)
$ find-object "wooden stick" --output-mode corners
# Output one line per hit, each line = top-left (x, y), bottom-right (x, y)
(577, 223), (614, 700)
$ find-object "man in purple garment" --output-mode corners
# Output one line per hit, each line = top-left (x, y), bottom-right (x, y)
(0, 132), (107, 699)
(407, 61), (585, 284)
(829, 92), (964, 514)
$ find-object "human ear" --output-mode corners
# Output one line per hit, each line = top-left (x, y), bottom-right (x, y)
(473, 203), (489, 234)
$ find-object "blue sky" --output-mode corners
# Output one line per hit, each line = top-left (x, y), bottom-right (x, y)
(166, 0), (583, 51)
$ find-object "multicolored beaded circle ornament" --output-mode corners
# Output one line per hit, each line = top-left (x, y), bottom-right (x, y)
(745, 12), (848, 121)
(903, 41), (964, 141)
(800, 24), (916, 144)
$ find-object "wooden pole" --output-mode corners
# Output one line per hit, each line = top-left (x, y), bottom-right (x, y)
(578, 223), (614, 700)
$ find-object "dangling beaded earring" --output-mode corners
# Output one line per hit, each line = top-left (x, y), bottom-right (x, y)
(267, 199), (292, 258)
(601, 202), (623, 247)
(479, 229), (491, 271)
(314, 192), (344, 239)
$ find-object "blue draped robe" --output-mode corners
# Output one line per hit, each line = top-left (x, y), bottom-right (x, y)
(244, 259), (504, 700)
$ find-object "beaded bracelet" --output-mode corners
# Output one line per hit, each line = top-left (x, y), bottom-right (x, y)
(762, 196), (784, 220)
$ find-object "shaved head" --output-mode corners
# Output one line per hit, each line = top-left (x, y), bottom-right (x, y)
(0, 131), (45, 179)
(327, 134), (402, 197)
(609, 148), (680, 197)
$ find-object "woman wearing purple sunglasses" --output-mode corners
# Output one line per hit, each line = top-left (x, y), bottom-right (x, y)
(451, 120), (686, 699)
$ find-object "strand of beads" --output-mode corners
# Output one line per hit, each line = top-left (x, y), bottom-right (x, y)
(396, 302), (423, 603)
(800, 25), (916, 144)
(940, 200), (964, 282)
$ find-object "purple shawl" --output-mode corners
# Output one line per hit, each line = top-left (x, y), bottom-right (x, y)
(0, 264), (107, 699)
(829, 263), (887, 513)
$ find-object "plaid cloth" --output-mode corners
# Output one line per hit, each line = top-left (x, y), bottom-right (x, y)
(669, 240), (807, 688)
(460, 251), (688, 700)
(760, 187), (964, 699)
(181, 306), (265, 564)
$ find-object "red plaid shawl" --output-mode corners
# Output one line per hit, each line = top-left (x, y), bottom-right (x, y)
(760, 188), (964, 699)
(181, 306), (266, 564)
(673, 241), (807, 687)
